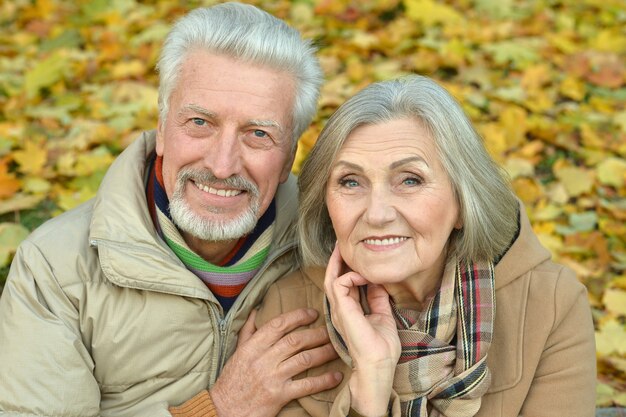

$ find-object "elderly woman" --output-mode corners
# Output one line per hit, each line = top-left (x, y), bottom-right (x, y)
(255, 75), (596, 417)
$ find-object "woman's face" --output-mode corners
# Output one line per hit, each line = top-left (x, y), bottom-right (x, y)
(325, 118), (461, 288)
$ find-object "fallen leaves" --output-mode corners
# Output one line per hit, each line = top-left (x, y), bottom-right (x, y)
(0, 0), (625, 407)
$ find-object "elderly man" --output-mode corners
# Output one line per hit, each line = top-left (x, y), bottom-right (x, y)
(0, 3), (341, 416)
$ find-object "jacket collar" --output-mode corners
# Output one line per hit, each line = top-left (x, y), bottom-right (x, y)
(494, 201), (551, 290)
(88, 130), (298, 298)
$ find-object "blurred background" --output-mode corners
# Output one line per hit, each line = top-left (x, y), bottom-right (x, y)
(0, 0), (624, 410)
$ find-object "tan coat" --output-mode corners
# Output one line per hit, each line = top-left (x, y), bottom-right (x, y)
(256, 205), (597, 417)
(0, 131), (299, 417)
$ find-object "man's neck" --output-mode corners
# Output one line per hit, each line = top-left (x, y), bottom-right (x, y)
(181, 232), (239, 265)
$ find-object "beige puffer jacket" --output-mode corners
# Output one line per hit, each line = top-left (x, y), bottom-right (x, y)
(0, 131), (299, 417)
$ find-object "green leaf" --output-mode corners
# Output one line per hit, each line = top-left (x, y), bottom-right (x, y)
(24, 52), (70, 99)
(0, 223), (29, 267)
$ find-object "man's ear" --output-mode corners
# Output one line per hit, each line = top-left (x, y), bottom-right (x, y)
(155, 119), (165, 156)
(279, 142), (298, 183)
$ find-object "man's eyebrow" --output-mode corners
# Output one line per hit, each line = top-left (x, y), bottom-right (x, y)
(179, 104), (216, 118)
(247, 119), (283, 133)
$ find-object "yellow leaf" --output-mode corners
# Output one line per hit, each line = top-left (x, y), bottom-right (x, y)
(547, 33), (580, 54)
(478, 123), (507, 162)
(590, 29), (626, 54)
(12, 141), (47, 175)
(615, 111), (626, 134)
(535, 232), (563, 255)
(500, 105), (527, 149)
(603, 288), (626, 316)
(503, 157), (534, 179)
(580, 124), (605, 149)
(553, 165), (594, 197)
(512, 177), (543, 204)
(404, 0), (464, 26)
(524, 90), (555, 113)
(0, 157), (20, 199)
(0, 194), (43, 216)
(521, 64), (551, 92)
(597, 157), (626, 188)
(22, 177), (51, 194)
(372, 60), (404, 80)
(559, 76), (586, 101)
(596, 383), (616, 408)
(73, 147), (114, 176)
(545, 182), (568, 205)
(346, 55), (367, 83)
(532, 202), (563, 221)
(111, 60), (146, 79)
(54, 186), (96, 212)
(595, 319), (626, 356)
(610, 275), (626, 291)
(442, 38), (470, 67)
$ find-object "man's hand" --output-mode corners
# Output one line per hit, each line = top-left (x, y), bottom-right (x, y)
(209, 308), (342, 417)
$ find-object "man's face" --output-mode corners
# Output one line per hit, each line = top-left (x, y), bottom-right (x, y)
(156, 51), (296, 243)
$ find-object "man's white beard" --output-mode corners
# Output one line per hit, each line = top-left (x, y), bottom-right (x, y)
(169, 167), (260, 242)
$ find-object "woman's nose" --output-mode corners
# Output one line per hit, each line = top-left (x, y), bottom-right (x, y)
(363, 187), (396, 226)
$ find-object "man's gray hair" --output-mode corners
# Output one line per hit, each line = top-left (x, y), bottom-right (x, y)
(298, 75), (519, 266)
(156, 2), (323, 147)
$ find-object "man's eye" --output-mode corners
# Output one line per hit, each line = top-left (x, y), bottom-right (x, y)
(253, 129), (268, 138)
(191, 118), (206, 126)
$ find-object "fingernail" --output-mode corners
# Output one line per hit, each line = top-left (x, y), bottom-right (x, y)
(334, 372), (343, 381)
(307, 308), (318, 318)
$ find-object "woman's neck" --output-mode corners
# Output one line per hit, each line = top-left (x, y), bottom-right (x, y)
(384, 251), (450, 311)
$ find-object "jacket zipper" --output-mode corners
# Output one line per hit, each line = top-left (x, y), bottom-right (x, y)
(209, 242), (296, 385)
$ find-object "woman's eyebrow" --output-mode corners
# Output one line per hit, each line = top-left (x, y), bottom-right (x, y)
(332, 160), (363, 172)
(390, 156), (428, 169)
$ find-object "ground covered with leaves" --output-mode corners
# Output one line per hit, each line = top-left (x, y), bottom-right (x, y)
(0, 0), (624, 407)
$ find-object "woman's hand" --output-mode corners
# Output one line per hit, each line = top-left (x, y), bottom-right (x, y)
(324, 245), (401, 416)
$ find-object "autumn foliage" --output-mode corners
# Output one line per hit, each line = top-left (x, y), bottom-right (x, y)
(0, 0), (624, 407)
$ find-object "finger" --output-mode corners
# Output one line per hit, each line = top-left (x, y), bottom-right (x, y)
(366, 284), (393, 316)
(237, 308), (258, 347)
(333, 272), (369, 293)
(271, 326), (330, 361)
(249, 308), (319, 348)
(279, 342), (339, 377)
(286, 371), (343, 399)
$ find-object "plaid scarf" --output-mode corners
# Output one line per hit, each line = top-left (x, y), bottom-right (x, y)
(147, 155), (274, 312)
(327, 257), (495, 416)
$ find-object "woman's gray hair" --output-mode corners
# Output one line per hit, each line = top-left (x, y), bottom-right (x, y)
(298, 75), (519, 266)
(156, 2), (323, 148)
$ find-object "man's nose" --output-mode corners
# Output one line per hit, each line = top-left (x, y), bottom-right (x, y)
(203, 129), (243, 179)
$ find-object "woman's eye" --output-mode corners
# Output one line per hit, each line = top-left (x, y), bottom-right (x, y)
(191, 118), (206, 126)
(403, 177), (422, 186)
(339, 178), (359, 188)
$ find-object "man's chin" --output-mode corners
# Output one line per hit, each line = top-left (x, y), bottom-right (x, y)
(173, 212), (256, 242)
